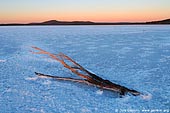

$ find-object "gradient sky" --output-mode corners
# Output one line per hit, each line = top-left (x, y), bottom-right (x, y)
(0, 0), (170, 23)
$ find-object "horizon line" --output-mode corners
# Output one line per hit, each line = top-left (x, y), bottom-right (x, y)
(1, 18), (170, 24)
(0, 18), (170, 26)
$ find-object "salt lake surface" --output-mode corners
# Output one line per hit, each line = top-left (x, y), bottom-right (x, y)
(0, 25), (170, 113)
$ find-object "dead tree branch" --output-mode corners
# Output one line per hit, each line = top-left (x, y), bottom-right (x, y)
(32, 46), (140, 96)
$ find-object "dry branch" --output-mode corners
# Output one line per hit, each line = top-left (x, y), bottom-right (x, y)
(32, 46), (140, 96)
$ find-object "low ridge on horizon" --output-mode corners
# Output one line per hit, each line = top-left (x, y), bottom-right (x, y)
(0, 18), (170, 26)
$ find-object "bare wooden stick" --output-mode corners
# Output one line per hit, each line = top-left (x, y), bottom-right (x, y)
(35, 72), (89, 84)
(32, 46), (92, 81)
(32, 47), (140, 96)
(35, 72), (121, 93)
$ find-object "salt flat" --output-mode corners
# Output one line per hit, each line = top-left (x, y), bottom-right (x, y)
(0, 25), (170, 113)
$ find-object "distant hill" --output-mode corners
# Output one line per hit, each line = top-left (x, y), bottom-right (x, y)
(0, 18), (170, 26)
(29, 20), (95, 25)
(146, 18), (170, 24)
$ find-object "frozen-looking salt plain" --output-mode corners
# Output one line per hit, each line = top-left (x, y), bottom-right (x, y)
(0, 25), (170, 113)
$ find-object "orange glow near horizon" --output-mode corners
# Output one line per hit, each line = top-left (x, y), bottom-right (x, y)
(1, 12), (169, 24)
(0, 0), (170, 23)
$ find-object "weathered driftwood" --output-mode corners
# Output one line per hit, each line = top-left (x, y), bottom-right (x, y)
(32, 46), (140, 96)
